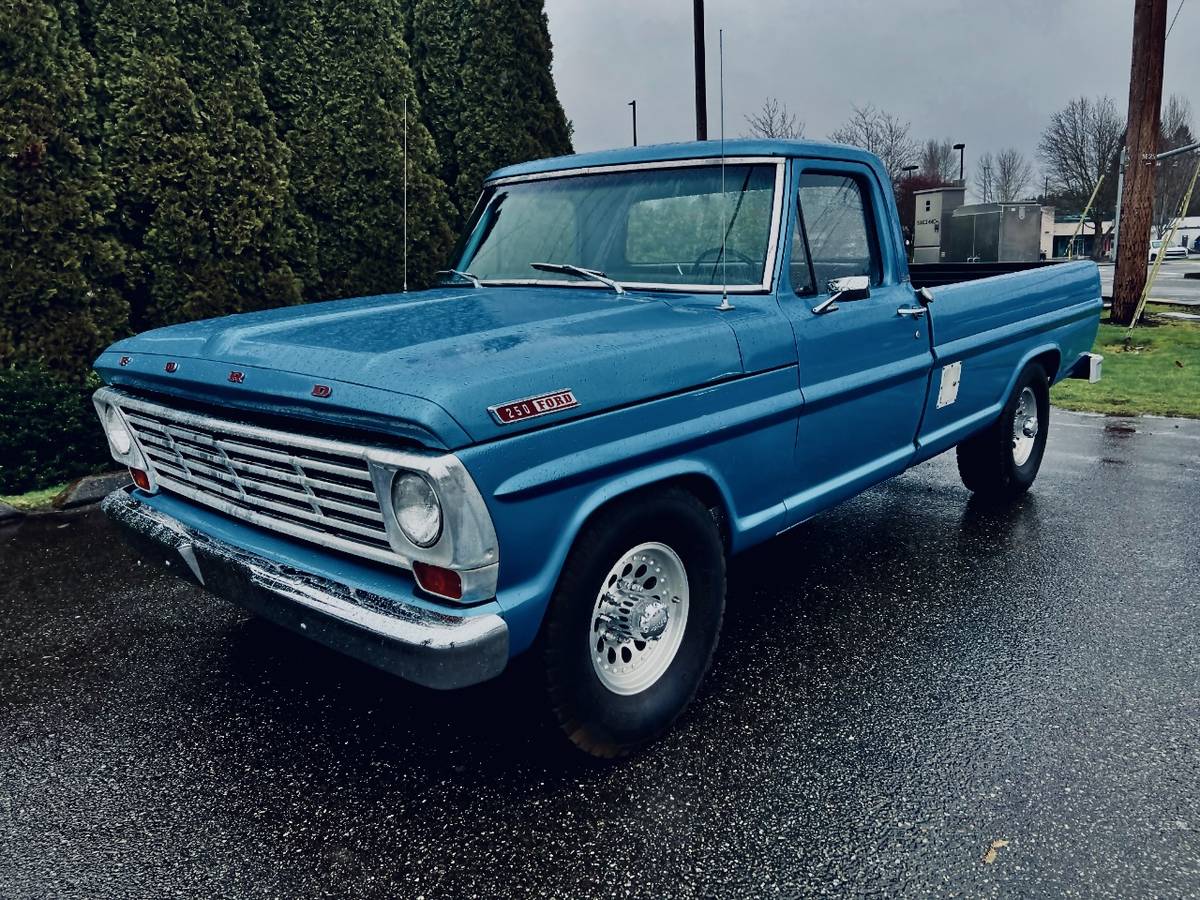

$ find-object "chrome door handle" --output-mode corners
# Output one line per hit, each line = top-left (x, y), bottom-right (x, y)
(896, 306), (928, 318)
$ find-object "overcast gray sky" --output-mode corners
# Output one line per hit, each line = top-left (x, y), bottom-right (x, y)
(544, 0), (1198, 185)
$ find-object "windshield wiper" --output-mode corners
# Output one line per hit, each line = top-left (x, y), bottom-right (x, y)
(436, 268), (482, 289)
(530, 262), (626, 295)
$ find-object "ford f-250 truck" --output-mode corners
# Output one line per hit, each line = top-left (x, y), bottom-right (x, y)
(93, 140), (1102, 757)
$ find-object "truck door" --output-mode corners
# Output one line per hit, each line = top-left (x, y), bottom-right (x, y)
(782, 165), (933, 525)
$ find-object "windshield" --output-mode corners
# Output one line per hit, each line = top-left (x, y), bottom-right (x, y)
(454, 163), (780, 290)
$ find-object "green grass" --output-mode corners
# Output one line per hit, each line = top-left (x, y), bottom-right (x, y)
(1052, 318), (1200, 418)
(1, 482), (70, 511)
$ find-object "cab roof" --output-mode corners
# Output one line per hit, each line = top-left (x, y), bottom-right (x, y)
(486, 139), (888, 183)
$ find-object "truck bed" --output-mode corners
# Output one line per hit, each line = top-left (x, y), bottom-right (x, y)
(909, 260), (1067, 290)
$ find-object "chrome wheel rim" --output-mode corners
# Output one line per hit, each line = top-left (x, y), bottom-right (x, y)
(589, 542), (690, 696)
(1012, 386), (1039, 466)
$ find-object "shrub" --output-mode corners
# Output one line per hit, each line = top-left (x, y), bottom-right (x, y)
(95, 0), (313, 331)
(0, 365), (110, 495)
(0, 0), (129, 378)
(253, 0), (455, 299)
(453, 0), (574, 218)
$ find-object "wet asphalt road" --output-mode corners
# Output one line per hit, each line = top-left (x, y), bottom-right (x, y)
(1099, 260), (1200, 305)
(2, 409), (1199, 898)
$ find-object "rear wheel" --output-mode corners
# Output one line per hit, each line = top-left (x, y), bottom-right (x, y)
(541, 489), (725, 758)
(957, 363), (1050, 502)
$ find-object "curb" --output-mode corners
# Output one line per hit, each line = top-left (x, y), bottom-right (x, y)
(0, 501), (23, 524)
(52, 472), (131, 511)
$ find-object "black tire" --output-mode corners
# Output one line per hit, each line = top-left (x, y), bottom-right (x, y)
(541, 488), (726, 758)
(957, 362), (1050, 502)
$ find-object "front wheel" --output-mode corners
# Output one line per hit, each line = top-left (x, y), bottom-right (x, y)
(957, 363), (1050, 502)
(541, 489), (726, 758)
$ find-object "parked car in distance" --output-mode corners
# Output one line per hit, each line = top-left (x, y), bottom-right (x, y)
(92, 140), (1104, 757)
(1150, 239), (1189, 261)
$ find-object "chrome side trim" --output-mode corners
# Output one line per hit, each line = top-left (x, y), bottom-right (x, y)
(477, 157), (787, 294)
(101, 489), (509, 689)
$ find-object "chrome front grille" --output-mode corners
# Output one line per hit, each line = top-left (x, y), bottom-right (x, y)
(113, 394), (402, 567)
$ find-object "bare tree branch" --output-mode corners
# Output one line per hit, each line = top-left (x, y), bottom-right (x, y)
(829, 103), (918, 183)
(1154, 94), (1196, 237)
(974, 152), (996, 202)
(1038, 95), (1124, 257)
(920, 138), (957, 182)
(743, 97), (805, 140)
(995, 148), (1034, 202)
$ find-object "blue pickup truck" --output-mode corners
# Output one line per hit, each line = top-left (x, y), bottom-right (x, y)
(93, 140), (1102, 756)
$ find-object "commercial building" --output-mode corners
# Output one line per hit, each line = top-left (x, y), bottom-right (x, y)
(1050, 215), (1200, 259)
(910, 188), (1198, 262)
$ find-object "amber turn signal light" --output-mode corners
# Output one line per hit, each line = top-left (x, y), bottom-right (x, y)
(412, 561), (463, 601)
(129, 467), (151, 491)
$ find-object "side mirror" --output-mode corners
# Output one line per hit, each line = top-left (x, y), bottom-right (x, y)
(827, 275), (871, 300)
(813, 275), (870, 314)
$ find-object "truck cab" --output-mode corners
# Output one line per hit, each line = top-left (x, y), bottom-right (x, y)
(94, 140), (1102, 756)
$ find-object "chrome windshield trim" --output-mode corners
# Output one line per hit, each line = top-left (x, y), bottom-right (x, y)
(475, 157), (787, 294)
(474, 278), (773, 295)
(485, 155), (787, 185)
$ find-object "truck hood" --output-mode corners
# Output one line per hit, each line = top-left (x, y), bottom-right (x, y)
(96, 287), (745, 448)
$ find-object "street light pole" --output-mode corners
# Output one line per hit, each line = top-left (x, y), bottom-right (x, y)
(1112, 145), (1127, 261)
(901, 165), (919, 262)
(628, 100), (637, 147)
(693, 0), (708, 140)
(953, 142), (965, 183)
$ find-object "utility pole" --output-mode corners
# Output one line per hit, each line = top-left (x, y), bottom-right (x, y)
(693, 0), (708, 140)
(1111, 0), (1168, 325)
(628, 100), (637, 147)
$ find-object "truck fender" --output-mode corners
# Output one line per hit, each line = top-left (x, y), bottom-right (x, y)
(496, 458), (738, 655)
(1005, 343), (1063, 395)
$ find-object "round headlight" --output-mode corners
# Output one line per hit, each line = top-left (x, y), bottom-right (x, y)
(104, 405), (133, 456)
(391, 472), (442, 547)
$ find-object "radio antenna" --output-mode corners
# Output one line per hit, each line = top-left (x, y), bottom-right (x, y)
(716, 28), (733, 311)
(403, 95), (409, 293)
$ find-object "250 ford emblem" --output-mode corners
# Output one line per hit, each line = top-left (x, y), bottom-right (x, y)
(489, 389), (579, 425)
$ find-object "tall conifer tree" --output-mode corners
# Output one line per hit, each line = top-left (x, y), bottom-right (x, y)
(452, 0), (573, 217)
(0, 0), (128, 377)
(96, 0), (313, 329)
(411, 0), (464, 213)
(254, 0), (454, 299)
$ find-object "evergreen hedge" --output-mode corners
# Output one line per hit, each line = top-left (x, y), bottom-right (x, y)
(0, 0), (574, 491)
(254, 0), (455, 299)
(453, 0), (573, 218)
(0, 0), (128, 378)
(0, 365), (109, 494)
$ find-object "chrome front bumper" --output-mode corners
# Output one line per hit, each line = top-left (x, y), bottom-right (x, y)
(101, 488), (509, 689)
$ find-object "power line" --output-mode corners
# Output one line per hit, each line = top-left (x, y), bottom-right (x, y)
(1167, 0), (1186, 38)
